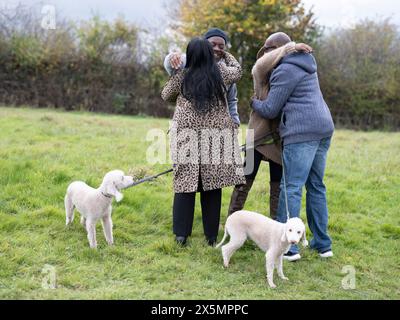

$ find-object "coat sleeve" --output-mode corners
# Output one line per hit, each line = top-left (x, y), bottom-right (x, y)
(227, 84), (240, 125)
(251, 42), (296, 99)
(251, 64), (302, 119)
(163, 53), (174, 76)
(217, 52), (242, 86)
(161, 70), (184, 103)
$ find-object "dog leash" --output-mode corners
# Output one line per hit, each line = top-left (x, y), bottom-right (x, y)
(240, 130), (279, 153)
(280, 142), (291, 221)
(126, 168), (174, 188)
(126, 130), (279, 189)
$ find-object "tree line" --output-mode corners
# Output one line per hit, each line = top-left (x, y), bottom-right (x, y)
(0, 1), (399, 130)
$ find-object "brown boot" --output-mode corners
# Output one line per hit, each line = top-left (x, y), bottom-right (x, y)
(269, 181), (281, 220)
(227, 178), (255, 216)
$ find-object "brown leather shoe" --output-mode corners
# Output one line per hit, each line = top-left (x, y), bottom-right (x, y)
(269, 181), (281, 220)
(227, 178), (255, 216)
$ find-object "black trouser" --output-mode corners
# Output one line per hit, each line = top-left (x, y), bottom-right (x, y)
(173, 176), (221, 240)
(245, 149), (282, 182)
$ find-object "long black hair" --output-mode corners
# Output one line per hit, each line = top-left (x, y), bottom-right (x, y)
(182, 38), (226, 113)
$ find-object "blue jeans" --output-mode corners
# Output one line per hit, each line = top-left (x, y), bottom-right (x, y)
(277, 137), (332, 254)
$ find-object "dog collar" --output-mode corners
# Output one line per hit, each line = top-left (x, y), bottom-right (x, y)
(101, 192), (113, 199)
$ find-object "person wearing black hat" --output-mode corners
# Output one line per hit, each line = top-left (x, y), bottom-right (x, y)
(203, 28), (230, 61)
(164, 28), (240, 126)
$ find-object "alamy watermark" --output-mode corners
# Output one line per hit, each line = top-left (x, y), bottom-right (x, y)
(41, 264), (57, 289)
(146, 123), (256, 175)
(41, 5), (56, 30)
(341, 265), (356, 290)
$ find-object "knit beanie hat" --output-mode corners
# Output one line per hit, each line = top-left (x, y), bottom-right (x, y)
(204, 28), (229, 44)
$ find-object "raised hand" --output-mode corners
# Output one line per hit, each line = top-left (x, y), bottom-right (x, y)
(169, 53), (183, 70)
(295, 43), (313, 53)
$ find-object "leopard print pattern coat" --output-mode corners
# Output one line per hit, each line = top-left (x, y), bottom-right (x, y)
(161, 52), (245, 193)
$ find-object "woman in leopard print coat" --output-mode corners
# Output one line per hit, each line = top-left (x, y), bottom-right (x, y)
(161, 38), (245, 245)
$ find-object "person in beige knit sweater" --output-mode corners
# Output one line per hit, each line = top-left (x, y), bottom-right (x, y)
(228, 33), (312, 221)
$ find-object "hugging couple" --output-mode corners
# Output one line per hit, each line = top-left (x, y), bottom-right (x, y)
(161, 28), (334, 262)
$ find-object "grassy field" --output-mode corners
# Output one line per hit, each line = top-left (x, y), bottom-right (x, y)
(0, 106), (399, 300)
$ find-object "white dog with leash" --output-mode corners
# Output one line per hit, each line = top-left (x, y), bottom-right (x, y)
(65, 170), (134, 249)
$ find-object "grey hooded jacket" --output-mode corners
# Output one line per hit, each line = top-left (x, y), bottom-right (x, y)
(252, 52), (334, 145)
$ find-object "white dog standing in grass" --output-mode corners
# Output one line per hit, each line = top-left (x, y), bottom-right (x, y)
(216, 211), (308, 288)
(65, 170), (134, 248)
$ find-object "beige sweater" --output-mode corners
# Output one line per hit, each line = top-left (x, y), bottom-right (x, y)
(246, 42), (296, 165)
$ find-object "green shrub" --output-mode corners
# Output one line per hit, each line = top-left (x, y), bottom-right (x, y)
(316, 19), (400, 130)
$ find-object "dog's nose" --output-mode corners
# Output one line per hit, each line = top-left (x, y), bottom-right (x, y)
(290, 241), (297, 244)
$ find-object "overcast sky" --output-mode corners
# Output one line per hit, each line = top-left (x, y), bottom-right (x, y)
(1, 0), (399, 29)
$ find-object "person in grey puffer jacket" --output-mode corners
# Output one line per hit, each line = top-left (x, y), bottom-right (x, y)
(251, 52), (335, 261)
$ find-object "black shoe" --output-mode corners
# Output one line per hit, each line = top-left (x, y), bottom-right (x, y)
(206, 237), (217, 247)
(283, 251), (301, 262)
(175, 236), (187, 246)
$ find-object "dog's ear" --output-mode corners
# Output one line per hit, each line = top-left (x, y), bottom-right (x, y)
(302, 227), (309, 247)
(106, 182), (123, 202)
(281, 225), (287, 242)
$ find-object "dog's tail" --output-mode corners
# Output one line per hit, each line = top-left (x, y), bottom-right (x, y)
(65, 191), (74, 226)
(215, 225), (229, 249)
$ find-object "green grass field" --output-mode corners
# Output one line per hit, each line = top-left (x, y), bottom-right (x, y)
(0, 107), (399, 300)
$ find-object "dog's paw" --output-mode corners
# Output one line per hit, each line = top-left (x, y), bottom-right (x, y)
(268, 282), (277, 289)
(303, 240), (309, 247)
(266, 276), (277, 288)
(280, 276), (289, 281)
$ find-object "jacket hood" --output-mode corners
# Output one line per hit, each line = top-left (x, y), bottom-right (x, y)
(280, 52), (317, 74)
